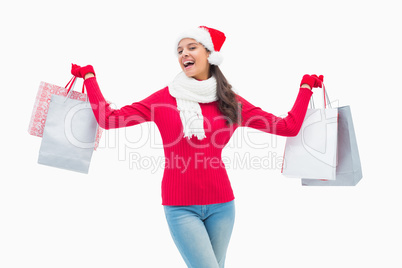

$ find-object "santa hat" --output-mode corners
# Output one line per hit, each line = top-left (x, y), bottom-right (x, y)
(175, 26), (226, 66)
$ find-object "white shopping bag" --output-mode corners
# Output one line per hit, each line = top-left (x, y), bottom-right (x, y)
(37, 81), (98, 174)
(282, 86), (338, 180)
(301, 105), (363, 186)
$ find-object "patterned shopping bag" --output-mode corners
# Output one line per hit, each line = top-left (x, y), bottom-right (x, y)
(28, 77), (103, 150)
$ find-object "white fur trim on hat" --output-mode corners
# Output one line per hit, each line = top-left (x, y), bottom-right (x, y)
(207, 51), (223, 65)
(175, 27), (223, 66)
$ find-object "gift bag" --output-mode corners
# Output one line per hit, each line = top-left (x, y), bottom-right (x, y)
(281, 86), (338, 180)
(301, 105), (363, 186)
(28, 77), (103, 150)
(37, 84), (98, 174)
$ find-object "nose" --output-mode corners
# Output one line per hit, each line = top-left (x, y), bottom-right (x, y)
(182, 48), (190, 57)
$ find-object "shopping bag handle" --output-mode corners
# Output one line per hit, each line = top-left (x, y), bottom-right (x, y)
(65, 76), (76, 90)
(64, 77), (89, 103)
(309, 83), (332, 109)
(65, 76), (85, 94)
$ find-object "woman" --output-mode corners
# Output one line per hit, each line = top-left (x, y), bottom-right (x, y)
(71, 25), (322, 268)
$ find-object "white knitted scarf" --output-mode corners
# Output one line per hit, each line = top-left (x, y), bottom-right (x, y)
(168, 71), (218, 140)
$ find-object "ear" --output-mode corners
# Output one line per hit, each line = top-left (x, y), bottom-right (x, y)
(204, 49), (211, 58)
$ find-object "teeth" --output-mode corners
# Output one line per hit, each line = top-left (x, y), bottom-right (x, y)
(184, 61), (194, 67)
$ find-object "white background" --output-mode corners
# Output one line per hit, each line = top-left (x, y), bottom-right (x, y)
(1, 0), (401, 267)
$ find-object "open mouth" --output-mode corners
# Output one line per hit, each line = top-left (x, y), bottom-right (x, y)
(183, 60), (195, 69)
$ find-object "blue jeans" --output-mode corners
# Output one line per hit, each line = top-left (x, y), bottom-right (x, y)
(163, 200), (235, 268)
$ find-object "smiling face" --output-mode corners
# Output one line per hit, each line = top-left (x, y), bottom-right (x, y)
(177, 38), (211, 80)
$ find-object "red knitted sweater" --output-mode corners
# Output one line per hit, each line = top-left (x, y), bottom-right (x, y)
(84, 77), (313, 205)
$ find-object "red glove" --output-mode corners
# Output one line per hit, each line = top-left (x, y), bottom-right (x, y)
(300, 74), (324, 89)
(71, 63), (96, 78)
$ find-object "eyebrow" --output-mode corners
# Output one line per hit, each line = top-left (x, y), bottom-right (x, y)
(177, 42), (199, 51)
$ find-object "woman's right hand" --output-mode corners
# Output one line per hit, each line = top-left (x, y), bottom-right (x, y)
(300, 74), (324, 90)
(71, 63), (96, 79)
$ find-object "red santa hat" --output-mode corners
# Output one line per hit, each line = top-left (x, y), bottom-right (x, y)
(175, 26), (226, 66)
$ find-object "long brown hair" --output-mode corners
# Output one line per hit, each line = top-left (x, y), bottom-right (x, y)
(210, 65), (242, 126)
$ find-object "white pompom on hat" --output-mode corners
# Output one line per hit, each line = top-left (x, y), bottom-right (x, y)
(175, 26), (226, 66)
